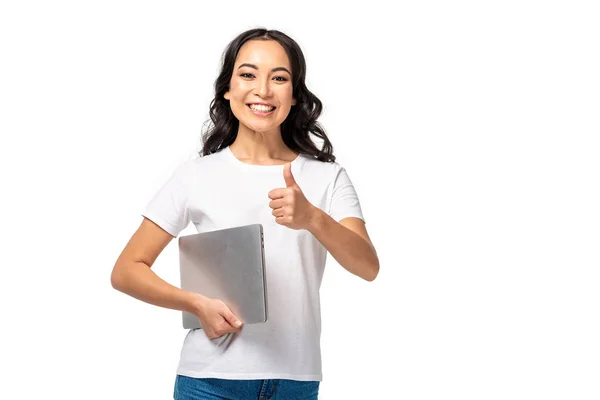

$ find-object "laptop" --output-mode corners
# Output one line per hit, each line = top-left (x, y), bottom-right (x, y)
(178, 223), (268, 329)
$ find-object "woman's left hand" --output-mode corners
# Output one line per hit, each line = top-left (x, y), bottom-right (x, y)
(268, 163), (318, 231)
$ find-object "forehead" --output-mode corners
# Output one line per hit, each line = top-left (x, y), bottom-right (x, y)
(235, 40), (291, 70)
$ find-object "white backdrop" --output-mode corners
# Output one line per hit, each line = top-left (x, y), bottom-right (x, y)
(1, 1), (598, 399)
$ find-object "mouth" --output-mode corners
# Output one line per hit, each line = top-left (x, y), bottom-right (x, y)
(246, 103), (276, 116)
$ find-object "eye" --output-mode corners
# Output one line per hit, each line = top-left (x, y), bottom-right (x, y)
(240, 73), (288, 82)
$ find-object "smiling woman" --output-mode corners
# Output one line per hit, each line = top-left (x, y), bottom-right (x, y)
(223, 39), (296, 134)
(201, 28), (334, 164)
(111, 27), (378, 400)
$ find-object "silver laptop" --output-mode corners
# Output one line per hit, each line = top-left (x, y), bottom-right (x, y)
(178, 223), (268, 329)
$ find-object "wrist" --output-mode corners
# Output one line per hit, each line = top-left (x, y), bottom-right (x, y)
(186, 291), (208, 315)
(307, 206), (325, 233)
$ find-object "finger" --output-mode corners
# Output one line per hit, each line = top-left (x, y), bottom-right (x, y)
(283, 163), (297, 187)
(269, 198), (286, 209)
(217, 319), (241, 335)
(221, 309), (243, 328)
(268, 188), (285, 200)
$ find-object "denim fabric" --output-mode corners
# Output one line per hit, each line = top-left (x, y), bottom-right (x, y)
(174, 375), (320, 400)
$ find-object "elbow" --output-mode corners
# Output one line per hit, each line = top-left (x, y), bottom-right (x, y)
(111, 261), (148, 290)
(364, 261), (380, 282)
(110, 271), (120, 290)
(110, 265), (125, 291)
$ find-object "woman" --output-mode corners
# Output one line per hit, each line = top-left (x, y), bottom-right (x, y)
(111, 27), (379, 400)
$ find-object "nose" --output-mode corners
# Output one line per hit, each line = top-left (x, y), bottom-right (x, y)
(254, 76), (272, 98)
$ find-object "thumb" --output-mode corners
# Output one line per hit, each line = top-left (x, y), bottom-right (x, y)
(222, 309), (243, 327)
(283, 162), (297, 188)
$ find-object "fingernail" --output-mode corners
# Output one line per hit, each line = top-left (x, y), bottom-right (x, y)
(235, 321), (242, 327)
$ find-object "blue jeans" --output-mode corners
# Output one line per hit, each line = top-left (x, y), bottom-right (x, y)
(173, 375), (320, 400)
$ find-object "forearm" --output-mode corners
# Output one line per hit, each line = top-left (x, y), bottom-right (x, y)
(308, 208), (379, 281)
(111, 262), (205, 314)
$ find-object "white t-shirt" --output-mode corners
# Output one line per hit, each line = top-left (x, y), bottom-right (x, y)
(141, 145), (365, 381)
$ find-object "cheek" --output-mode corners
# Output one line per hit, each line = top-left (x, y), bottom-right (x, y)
(227, 79), (249, 98)
(229, 102), (246, 121)
(226, 84), (246, 115)
(280, 88), (295, 106)
(227, 84), (241, 101)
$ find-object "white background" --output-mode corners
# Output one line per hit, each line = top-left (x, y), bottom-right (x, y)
(1, 1), (598, 399)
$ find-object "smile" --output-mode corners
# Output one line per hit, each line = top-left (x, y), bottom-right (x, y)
(247, 104), (276, 116)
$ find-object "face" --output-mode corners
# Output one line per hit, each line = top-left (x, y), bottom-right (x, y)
(224, 40), (296, 135)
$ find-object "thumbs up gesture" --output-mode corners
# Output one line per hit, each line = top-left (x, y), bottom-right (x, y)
(267, 163), (317, 231)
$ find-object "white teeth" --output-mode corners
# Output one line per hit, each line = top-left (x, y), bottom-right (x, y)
(249, 104), (274, 112)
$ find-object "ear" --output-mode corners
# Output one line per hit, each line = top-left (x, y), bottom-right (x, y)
(224, 91), (230, 100)
(291, 97), (297, 106)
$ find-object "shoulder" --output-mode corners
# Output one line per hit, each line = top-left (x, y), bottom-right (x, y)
(298, 154), (350, 190)
(185, 148), (227, 170)
(299, 153), (343, 177)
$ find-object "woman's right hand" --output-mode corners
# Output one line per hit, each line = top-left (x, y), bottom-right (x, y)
(192, 295), (244, 339)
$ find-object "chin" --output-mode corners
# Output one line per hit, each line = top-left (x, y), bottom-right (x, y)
(243, 120), (281, 132)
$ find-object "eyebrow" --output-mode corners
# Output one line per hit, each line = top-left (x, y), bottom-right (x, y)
(237, 63), (292, 75)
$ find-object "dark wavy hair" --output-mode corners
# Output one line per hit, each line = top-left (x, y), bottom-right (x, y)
(198, 28), (335, 163)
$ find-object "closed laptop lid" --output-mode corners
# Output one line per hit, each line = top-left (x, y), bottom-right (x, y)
(178, 223), (267, 329)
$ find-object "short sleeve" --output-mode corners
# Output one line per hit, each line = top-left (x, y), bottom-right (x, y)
(141, 161), (192, 237)
(328, 166), (365, 223)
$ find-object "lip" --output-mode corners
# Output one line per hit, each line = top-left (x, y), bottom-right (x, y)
(247, 104), (276, 116)
(247, 102), (276, 107)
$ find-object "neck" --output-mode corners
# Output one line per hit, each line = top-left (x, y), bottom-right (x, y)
(230, 126), (297, 163)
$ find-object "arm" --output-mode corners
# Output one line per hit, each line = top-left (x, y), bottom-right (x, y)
(110, 217), (206, 315)
(308, 209), (379, 282)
